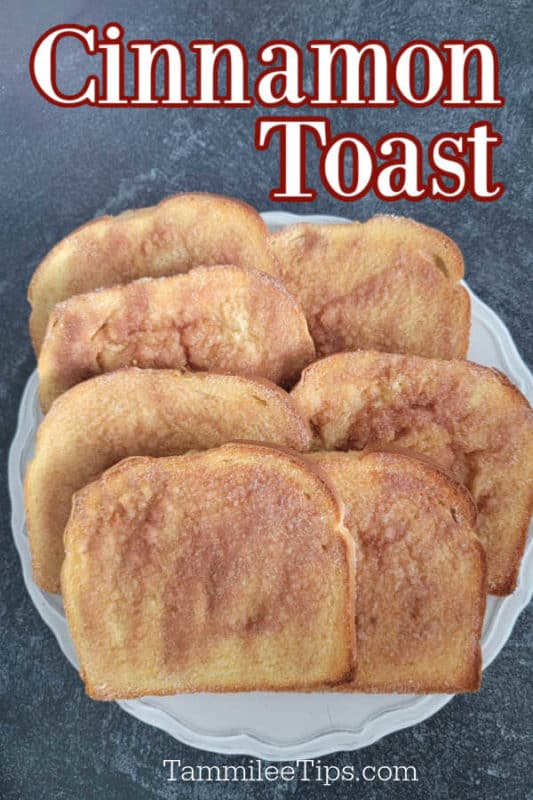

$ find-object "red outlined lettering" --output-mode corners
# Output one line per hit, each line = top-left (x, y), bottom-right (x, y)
(257, 119), (503, 203)
(393, 40), (446, 106)
(98, 23), (128, 105)
(441, 40), (504, 107)
(128, 39), (188, 105)
(255, 117), (329, 201)
(29, 24), (99, 107)
(28, 26), (506, 204)
(307, 39), (397, 106)
(465, 120), (504, 200)
(319, 133), (376, 200)
(189, 40), (253, 106)
(375, 133), (426, 200)
(255, 40), (308, 107)
(428, 132), (469, 200)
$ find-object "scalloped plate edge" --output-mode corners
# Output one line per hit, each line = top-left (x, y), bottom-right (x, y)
(8, 211), (532, 760)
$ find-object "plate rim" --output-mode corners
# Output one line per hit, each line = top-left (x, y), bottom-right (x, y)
(8, 210), (533, 760)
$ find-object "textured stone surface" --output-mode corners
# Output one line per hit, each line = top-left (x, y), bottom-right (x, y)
(0, 0), (531, 798)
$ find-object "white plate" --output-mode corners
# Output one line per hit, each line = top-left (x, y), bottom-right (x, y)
(9, 211), (533, 760)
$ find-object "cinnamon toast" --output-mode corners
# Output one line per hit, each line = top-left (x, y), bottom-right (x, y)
(29, 193), (278, 353)
(61, 444), (356, 698)
(271, 215), (469, 359)
(38, 266), (315, 411)
(25, 369), (312, 593)
(309, 451), (486, 693)
(292, 352), (533, 594)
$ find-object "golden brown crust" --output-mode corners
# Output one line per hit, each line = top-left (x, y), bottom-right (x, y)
(25, 369), (313, 593)
(372, 215), (465, 281)
(271, 215), (469, 359)
(357, 446), (478, 526)
(292, 352), (533, 595)
(29, 192), (279, 353)
(37, 265), (315, 411)
(61, 443), (356, 698)
(309, 450), (486, 693)
(456, 286), (472, 360)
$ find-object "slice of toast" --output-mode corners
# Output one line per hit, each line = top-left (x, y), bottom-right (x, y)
(292, 352), (533, 595)
(29, 193), (278, 353)
(61, 443), (356, 698)
(271, 215), (470, 359)
(25, 368), (313, 593)
(38, 265), (315, 411)
(309, 451), (486, 693)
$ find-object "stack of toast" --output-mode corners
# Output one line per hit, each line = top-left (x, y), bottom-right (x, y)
(24, 192), (533, 698)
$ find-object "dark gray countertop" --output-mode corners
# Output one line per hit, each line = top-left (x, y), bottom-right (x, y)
(1, 1), (531, 798)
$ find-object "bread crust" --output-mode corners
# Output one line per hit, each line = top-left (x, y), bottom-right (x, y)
(292, 352), (533, 594)
(61, 443), (356, 698)
(359, 445), (478, 526)
(29, 192), (279, 353)
(37, 265), (315, 411)
(309, 450), (486, 693)
(271, 215), (469, 359)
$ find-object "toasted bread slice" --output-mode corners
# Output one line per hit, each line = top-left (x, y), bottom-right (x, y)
(309, 451), (486, 693)
(25, 369), (313, 593)
(292, 352), (533, 594)
(61, 444), (356, 698)
(38, 266), (315, 411)
(29, 193), (278, 353)
(271, 215), (469, 359)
